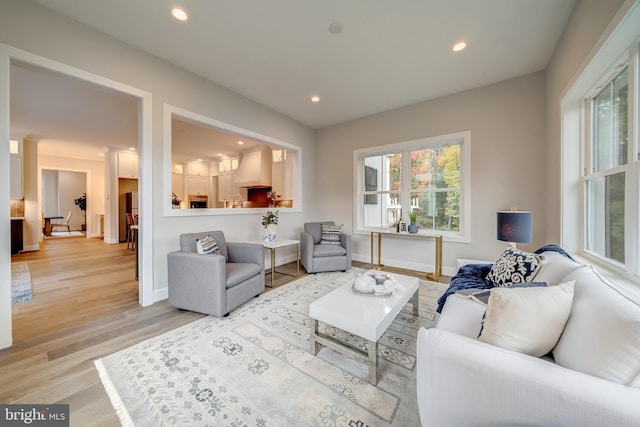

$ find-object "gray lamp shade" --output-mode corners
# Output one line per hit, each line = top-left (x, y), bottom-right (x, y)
(497, 211), (532, 243)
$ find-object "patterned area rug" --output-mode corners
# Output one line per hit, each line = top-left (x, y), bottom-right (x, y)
(95, 269), (447, 426)
(11, 262), (33, 304)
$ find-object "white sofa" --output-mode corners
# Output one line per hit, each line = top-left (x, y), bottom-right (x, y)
(417, 249), (640, 427)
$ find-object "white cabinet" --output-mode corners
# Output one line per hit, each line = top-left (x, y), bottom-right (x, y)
(187, 175), (209, 195)
(118, 153), (138, 179)
(187, 161), (209, 176)
(271, 161), (285, 198)
(171, 173), (185, 206)
(218, 172), (239, 202)
(219, 157), (238, 173)
(10, 139), (23, 199)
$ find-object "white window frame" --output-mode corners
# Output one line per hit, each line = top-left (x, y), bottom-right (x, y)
(580, 43), (639, 276)
(353, 131), (471, 243)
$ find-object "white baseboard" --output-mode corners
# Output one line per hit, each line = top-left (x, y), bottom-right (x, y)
(351, 253), (455, 277)
(21, 244), (40, 252)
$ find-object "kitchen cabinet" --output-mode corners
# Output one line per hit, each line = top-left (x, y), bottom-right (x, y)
(187, 175), (209, 196)
(187, 161), (209, 176)
(172, 173), (185, 206)
(118, 153), (138, 179)
(219, 157), (238, 173)
(272, 161), (285, 198)
(218, 172), (239, 202)
(11, 218), (23, 255)
(10, 139), (23, 199)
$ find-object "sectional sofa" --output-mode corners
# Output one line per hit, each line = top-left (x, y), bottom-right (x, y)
(417, 246), (640, 426)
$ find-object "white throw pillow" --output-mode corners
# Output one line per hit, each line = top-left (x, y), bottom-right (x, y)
(534, 250), (582, 285)
(553, 265), (640, 388)
(196, 235), (221, 255)
(478, 281), (575, 357)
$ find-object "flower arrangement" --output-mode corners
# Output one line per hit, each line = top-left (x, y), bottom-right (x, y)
(262, 210), (279, 243)
(171, 192), (181, 207)
(261, 210), (279, 227)
(267, 190), (281, 207)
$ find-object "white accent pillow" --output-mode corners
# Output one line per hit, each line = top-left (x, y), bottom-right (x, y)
(196, 235), (221, 255)
(553, 265), (640, 388)
(478, 281), (575, 357)
(534, 250), (582, 285)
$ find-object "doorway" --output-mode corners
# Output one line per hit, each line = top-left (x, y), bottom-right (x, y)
(42, 169), (88, 237)
(1, 44), (154, 350)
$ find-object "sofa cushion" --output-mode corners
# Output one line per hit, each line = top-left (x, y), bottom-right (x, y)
(196, 235), (222, 255)
(478, 281), (574, 357)
(313, 244), (347, 258)
(320, 224), (342, 245)
(534, 250), (582, 285)
(226, 263), (261, 288)
(553, 265), (640, 388)
(486, 246), (544, 287)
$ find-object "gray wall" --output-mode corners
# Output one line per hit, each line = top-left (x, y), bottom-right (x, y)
(317, 72), (547, 271)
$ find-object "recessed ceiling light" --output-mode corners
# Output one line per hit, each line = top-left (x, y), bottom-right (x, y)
(329, 22), (343, 35)
(311, 95), (320, 103)
(238, 141), (244, 145)
(197, 158), (203, 162)
(129, 147), (136, 151)
(98, 153), (104, 157)
(171, 7), (188, 21)
(453, 42), (467, 52)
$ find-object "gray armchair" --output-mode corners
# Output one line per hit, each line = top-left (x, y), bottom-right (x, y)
(300, 221), (352, 273)
(167, 231), (265, 317)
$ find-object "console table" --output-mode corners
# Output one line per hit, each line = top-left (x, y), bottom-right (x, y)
(370, 231), (443, 281)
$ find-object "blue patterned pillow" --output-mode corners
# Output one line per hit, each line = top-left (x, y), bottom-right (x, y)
(487, 246), (544, 287)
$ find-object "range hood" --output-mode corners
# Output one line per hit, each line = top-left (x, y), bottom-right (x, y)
(234, 146), (272, 188)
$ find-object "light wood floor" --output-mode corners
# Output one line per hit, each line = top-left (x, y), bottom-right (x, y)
(0, 237), (319, 425)
(1, 237), (433, 426)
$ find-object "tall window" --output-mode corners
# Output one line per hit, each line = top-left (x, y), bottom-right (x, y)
(584, 62), (634, 267)
(355, 132), (470, 241)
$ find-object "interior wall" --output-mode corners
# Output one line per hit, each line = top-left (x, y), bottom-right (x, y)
(316, 72), (547, 273)
(40, 154), (105, 238)
(0, 0), (317, 309)
(42, 169), (58, 216)
(57, 170), (86, 231)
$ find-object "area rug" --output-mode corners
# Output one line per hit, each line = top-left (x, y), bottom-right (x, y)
(95, 269), (447, 426)
(11, 262), (33, 304)
(50, 231), (85, 238)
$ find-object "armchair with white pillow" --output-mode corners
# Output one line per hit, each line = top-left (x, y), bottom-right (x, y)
(417, 246), (640, 427)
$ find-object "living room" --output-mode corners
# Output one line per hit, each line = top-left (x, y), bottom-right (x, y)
(2, 0), (640, 424)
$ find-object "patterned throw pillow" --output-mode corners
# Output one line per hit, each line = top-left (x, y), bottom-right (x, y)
(486, 246), (544, 287)
(196, 235), (222, 255)
(320, 224), (342, 245)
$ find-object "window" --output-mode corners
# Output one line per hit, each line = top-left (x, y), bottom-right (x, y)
(582, 47), (637, 271)
(354, 131), (470, 241)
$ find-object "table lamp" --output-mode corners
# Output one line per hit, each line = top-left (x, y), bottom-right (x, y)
(497, 209), (532, 248)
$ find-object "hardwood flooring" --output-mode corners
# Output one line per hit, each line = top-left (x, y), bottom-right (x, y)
(1, 237), (436, 426)
(2, 237), (203, 426)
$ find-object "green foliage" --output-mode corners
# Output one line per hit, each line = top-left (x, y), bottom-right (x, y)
(408, 210), (418, 223)
(74, 193), (87, 212)
(261, 210), (279, 227)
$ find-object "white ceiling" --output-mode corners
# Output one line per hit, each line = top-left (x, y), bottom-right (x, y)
(12, 0), (576, 159)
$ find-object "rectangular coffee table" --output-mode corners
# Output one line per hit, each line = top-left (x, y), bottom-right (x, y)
(308, 272), (419, 385)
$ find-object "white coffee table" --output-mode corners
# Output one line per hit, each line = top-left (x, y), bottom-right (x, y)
(309, 272), (420, 385)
